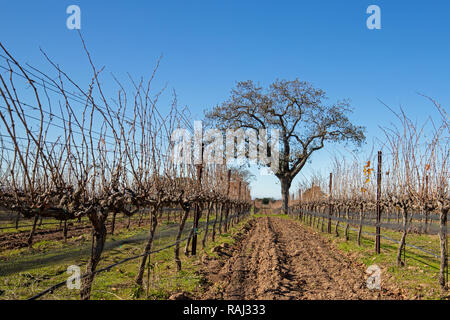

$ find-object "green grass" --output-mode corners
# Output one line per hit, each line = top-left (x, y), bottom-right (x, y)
(6, 211), (440, 300)
(292, 215), (447, 300)
(0, 220), (153, 263)
(0, 217), (91, 235)
(0, 214), (158, 235)
(0, 213), (253, 300)
(0, 228), (198, 300)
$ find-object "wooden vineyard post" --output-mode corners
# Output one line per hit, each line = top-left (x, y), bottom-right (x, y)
(327, 173), (332, 234)
(425, 174), (429, 233)
(191, 164), (203, 256)
(375, 151), (382, 254)
(63, 220), (68, 243)
(224, 169), (231, 232)
(237, 181), (242, 223)
(439, 208), (448, 290)
(298, 189), (302, 220)
(15, 213), (20, 229)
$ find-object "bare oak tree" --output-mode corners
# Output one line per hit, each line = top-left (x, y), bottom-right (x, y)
(205, 79), (365, 213)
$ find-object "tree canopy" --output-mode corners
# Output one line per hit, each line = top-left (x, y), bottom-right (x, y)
(205, 79), (366, 212)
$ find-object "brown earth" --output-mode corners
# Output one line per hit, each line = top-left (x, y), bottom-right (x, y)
(201, 216), (405, 300)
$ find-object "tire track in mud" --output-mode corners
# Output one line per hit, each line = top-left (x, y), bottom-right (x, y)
(201, 217), (404, 300)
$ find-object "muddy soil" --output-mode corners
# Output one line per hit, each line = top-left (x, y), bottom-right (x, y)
(201, 217), (405, 300)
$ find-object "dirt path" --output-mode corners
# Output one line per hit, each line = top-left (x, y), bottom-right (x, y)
(201, 217), (404, 300)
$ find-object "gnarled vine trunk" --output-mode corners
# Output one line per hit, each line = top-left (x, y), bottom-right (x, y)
(110, 212), (117, 235)
(174, 206), (190, 272)
(335, 206), (340, 237)
(211, 203), (219, 242)
(357, 205), (364, 246)
(27, 214), (39, 248)
(344, 207), (350, 241)
(202, 202), (213, 249)
(80, 211), (107, 300)
(396, 207), (408, 267)
(135, 206), (159, 289)
(439, 207), (448, 290)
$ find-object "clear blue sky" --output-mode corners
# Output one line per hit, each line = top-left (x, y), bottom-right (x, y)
(1, 1), (449, 199)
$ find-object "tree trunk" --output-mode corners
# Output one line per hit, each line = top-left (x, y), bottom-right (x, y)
(233, 205), (237, 225)
(27, 214), (39, 248)
(126, 215), (131, 230)
(280, 177), (291, 215)
(318, 209), (321, 228)
(184, 223), (195, 256)
(357, 206), (363, 246)
(110, 212), (117, 235)
(439, 207), (448, 290)
(396, 208), (408, 267)
(230, 204), (235, 228)
(344, 207), (350, 241)
(218, 204), (224, 234)
(80, 212), (107, 300)
(328, 202), (333, 234)
(335, 207), (340, 237)
(309, 208), (312, 226)
(174, 207), (190, 272)
(135, 207), (159, 289)
(138, 211), (143, 227)
(63, 220), (68, 243)
(321, 207), (325, 232)
(202, 202), (212, 249)
(184, 204), (201, 256)
(224, 205), (230, 233)
(191, 203), (202, 255)
(15, 212), (20, 229)
(212, 203), (219, 242)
